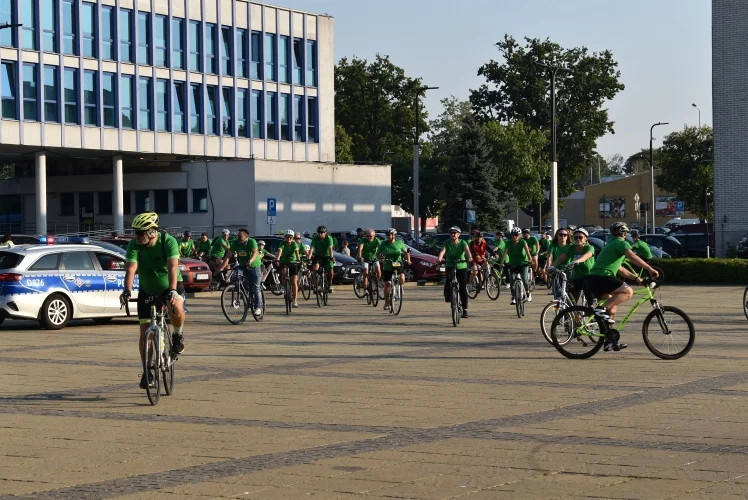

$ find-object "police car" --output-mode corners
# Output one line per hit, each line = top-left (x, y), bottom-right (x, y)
(0, 236), (138, 330)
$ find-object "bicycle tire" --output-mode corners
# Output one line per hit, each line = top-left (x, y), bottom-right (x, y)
(162, 323), (174, 396)
(391, 283), (403, 315)
(540, 301), (562, 345)
(549, 306), (605, 359)
(546, 274), (552, 289)
(322, 275), (329, 306)
(301, 274), (311, 300)
(451, 285), (459, 327)
(251, 289), (265, 321)
(315, 274), (323, 307)
(353, 274), (365, 299)
(642, 306), (695, 360)
(467, 275), (480, 299)
(486, 273), (500, 301)
(144, 334), (160, 405)
(378, 278), (385, 300)
(285, 279), (292, 315)
(269, 270), (283, 296)
(744, 286), (748, 321)
(514, 281), (523, 318)
(371, 278), (379, 307)
(221, 285), (249, 325)
(528, 267), (536, 293)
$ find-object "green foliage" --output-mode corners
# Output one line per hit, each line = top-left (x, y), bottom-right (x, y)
(335, 125), (354, 163)
(651, 258), (748, 283)
(655, 125), (713, 221)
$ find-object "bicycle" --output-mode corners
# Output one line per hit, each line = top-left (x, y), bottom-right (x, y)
(621, 259), (664, 285)
(220, 264), (265, 324)
(140, 296), (178, 406)
(358, 260), (380, 307)
(384, 260), (404, 315)
(540, 267), (579, 344)
(299, 261), (312, 301)
(506, 264), (530, 318)
(468, 255), (501, 301)
(549, 279), (695, 360)
(281, 264), (294, 315)
(444, 266), (463, 327)
(264, 262), (283, 296)
(313, 257), (333, 307)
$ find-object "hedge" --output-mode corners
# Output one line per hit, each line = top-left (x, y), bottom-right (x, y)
(650, 258), (748, 284)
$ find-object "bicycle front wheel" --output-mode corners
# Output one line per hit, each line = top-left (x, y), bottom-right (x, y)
(221, 285), (248, 325)
(162, 328), (175, 396)
(486, 273), (500, 301)
(285, 283), (292, 315)
(144, 334), (161, 405)
(315, 274), (323, 307)
(514, 281), (523, 318)
(743, 286), (748, 320)
(540, 301), (562, 345)
(353, 274), (365, 299)
(370, 278), (379, 307)
(301, 274), (311, 300)
(642, 306), (695, 360)
(391, 283), (403, 315)
(550, 306), (605, 359)
(528, 268), (536, 293)
(467, 275), (480, 299)
(451, 286), (459, 327)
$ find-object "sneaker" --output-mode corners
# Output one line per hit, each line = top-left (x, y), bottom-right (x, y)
(604, 341), (628, 352)
(139, 372), (154, 390)
(172, 333), (185, 354)
(505, 284), (511, 289)
(328, 286), (334, 294)
(462, 310), (469, 319)
(383, 304), (390, 311)
(527, 293), (533, 302)
(254, 308), (263, 316)
(293, 302), (299, 308)
(510, 298), (516, 305)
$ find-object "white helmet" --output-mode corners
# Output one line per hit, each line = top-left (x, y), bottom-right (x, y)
(258, 240), (266, 246)
(284, 229), (295, 237)
(510, 227), (522, 236)
(448, 226), (462, 233)
(222, 229), (230, 236)
(386, 228), (397, 235)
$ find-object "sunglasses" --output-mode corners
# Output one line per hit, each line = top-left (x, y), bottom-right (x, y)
(134, 230), (149, 236)
(574, 235), (585, 240)
(559, 233), (569, 237)
(294, 237), (301, 240)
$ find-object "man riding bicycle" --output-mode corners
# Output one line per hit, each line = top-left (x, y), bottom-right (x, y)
(630, 230), (653, 261)
(469, 230), (489, 291)
(278, 229), (302, 308)
(438, 226), (473, 319)
(357, 228), (381, 294)
(378, 228), (411, 310)
(120, 212), (185, 390)
(196, 233), (212, 260)
(221, 229), (263, 317)
(308, 225), (336, 293)
(179, 231), (195, 258)
(522, 228), (540, 277)
(585, 221), (659, 351)
(538, 231), (550, 282)
(502, 227), (533, 305)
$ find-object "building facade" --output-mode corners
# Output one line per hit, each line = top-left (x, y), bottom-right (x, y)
(0, 0), (389, 236)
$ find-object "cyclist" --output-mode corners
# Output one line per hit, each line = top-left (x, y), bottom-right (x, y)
(278, 229), (302, 308)
(438, 226), (473, 318)
(353, 228), (364, 243)
(222, 228), (263, 316)
(630, 230), (653, 261)
(120, 212), (185, 390)
(357, 229), (381, 295)
(469, 230), (488, 291)
(585, 222), (659, 351)
(545, 228), (571, 300)
(179, 231), (195, 258)
(550, 227), (595, 305)
(502, 227), (532, 305)
(492, 231), (510, 288)
(378, 228), (411, 310)
(196, 233), (212, 260)
(208, 229), (231, 287)
(522, 228), (540, 277)
(308, 225), (336, 293)
(538, 231), (551, 282)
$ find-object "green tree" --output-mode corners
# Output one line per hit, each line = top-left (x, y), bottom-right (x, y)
(655, 125), (713, 221)
(335, 124), (354, 163)
(470, 35), (625, 222)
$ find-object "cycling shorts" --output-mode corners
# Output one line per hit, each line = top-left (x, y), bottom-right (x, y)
(137, 283), (185, 324)
(280, 262), (299, 276)
(584, 275), (625, 299)
(313, 256), (335, 270)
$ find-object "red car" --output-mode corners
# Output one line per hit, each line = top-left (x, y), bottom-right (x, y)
(404, 245), (444, 282)
(94, 237), (213, 292)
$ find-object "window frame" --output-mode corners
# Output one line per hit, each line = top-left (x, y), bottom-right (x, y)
(306, 40), (317, 87)
(101, 6), (114, 60)
(154, 189), (169, 214)
(266, 91), (277, 140)
(293, 94), (304, 141)
(81, 2), (96, 58)
(251, 89), (262, 139)
(172, 18), (184, 70)
(307, 96), (317, 143)
(280, 92), (290, 141)
(264, 33), (276, 82)
(97, 191), (112, 215)
(22, 63), (38, 122)
(62, 0), (76, 55)
(63, 68), (78, 124)
(188, 20), (201, 72)
(60, 192), (75, 216)
(220, 26), (232, 76)
(102, 72), (116, 127)
(138, 76), (152, 131)
(279, 36), (290, 84)
(43, 65), (58, 123)
(83, 69), (97, 126)
(189, 82), (201, 134)
(205, 23), (217, 74)
(206, 84), (218, 135)
(1, 60), (16, 120)
(137, 11), (151, 65)
(156, 78), (169, 132)
(173, 81), (186, 133)
(221, 86), (232, 136)
(134, 190), (150, 213)
(251, 31), (261, 79)
(119, 8), (133, 63)
(293, 38), (303, 85)
(21, 1), (36, 50)
(154, 14), (168, 67)
(192, 188), (208, 213)
(121, 74), (134, 129)
(237, 88), (247, 137)
(172, 189), (188, 213)
(42, 0), (57, 53)
(0, 0), (15, 48)
(236, 28), (247, 78)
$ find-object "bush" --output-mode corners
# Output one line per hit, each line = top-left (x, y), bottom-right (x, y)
(651, 258), (748, 283)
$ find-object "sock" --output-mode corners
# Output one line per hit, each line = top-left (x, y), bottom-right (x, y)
(173, 326), (183, 336)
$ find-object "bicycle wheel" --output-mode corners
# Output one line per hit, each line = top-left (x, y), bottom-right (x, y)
(744, 286), (748, 320)
(301, 274), (311, 300)
(221, 285), (249, 325)
(322, 276), (329, 306)
(144, 334), (160, 405)
(284, 280), (292, 315)
(546, 274), (552, 289)
(370, 278), (379, 307)
(353, 273), (365, 299)
(391, 282), (403, 315)
(514, 281), (523, 318)
(269, 270), (283, 296)
(528, 268), (536, 293)
(540, 301), (562, 345)
(251, 289), (265, 321)
(315, 274), (323, 307)
(550, 306), (605, 359)
(467, 275), (480, 299)
(378, 278), (385, 300)
(642, 306), (695, 360)
(486, 273), (500, 301)
(162, 326), (175, 396)
(451, 286), (459, 327)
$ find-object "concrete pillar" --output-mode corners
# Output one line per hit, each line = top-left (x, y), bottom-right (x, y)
(113, 155), (124, 233)
(34, 152), (47, 235)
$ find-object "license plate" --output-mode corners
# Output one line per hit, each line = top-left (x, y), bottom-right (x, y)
(349, 269), (360, 275)
(196, 273), (210, 280)
(438, 266), (446, 272)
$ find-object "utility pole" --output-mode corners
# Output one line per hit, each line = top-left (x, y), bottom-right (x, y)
(412, 85), (439, 242)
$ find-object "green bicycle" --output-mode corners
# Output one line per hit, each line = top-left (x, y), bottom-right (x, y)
(549, 280), (695, 360)
(621, 259), (664, 285)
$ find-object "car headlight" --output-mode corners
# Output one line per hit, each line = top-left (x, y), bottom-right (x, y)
(417, 260), (435, 268)
(334, 262), (343, 268)
(178, 265), (187, 271)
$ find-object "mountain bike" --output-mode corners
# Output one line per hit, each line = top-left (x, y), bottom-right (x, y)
(621, 259), (664, 286)
(444, 266), (463, 327)
(313, 257), (333, 307)
(361, 260), (380, 307)
(506, 264), (530, 318)
(384, 260), (404, 315)
(221, 264), (264, 324)
(549, 279), (695, 360)
(282, 264), (294, 315)
(141, 296), (178, 406)
(468, 256), (501, 301)
(540, 267), (583, 345)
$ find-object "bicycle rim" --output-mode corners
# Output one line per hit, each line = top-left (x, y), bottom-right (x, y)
(743, 287), (748, 320)
(451, 289), (459, 327)
(378, 278), (385, 300)
(322, 276), (329, 306)
(162, 324), (175, 396)
(354, 275), (365, 299)
(540, 301), (563, 345)
(301, 275), (311, 300)
(642, 306), (695, 360)
(315, 275), (323, 307)
(221, 285), (248, 325)
(550, 306), (604, 359)
(392, 283), (403, 315)
(371, 279), (379, 307)
(486, 274), (500, 301)
(467, 276), (480, 299)
(144, 335), (160, 405)
(514, 281), (522, 318)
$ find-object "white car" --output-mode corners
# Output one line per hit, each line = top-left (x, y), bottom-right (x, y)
(0, 243), (139, 330)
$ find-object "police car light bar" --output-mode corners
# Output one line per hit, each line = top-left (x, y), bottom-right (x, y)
(39, 236), (90, 245)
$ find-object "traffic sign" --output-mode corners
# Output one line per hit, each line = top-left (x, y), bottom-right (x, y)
(465, 199), (473, 209)
(267, 215), (277, 225)
(464, 210), (476, 224)
(676, 200), (685, 214)
(267, 198), (276, 217)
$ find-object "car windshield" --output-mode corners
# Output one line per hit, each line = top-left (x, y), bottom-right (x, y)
(0, 251), (23, 270)
(91, 241), (126, 255)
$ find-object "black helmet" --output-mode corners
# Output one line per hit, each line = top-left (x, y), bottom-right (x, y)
(317, 225), (327, 233)
(630, 229), (640, 238)
(183, 230), (191, 237)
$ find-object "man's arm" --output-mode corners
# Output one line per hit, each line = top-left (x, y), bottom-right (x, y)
(167, 257), (179, 290)
(222, 249), (234, 269)
(124, 262), (138, 292)
(624, 249), (658, 276)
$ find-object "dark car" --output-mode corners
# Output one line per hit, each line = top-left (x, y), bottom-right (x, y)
(670, 233), (714, 258)
(255, 236), (362, 284)
(639, 234), (684, 258)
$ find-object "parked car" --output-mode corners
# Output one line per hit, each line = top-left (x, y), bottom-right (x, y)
(670, 233), (714, 258)
(639, 234), (684, 258)
(403, 244), (443, 282)
(255, 236), (362, 284)
(587, 236), (670, 259)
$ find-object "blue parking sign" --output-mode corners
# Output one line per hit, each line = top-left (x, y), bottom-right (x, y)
(464, 210), (476, 224)
(267, 198), (276, 217)
(676, 200), (685, 214)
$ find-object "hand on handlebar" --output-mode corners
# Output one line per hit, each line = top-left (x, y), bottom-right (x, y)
(649, 269), (659, 279)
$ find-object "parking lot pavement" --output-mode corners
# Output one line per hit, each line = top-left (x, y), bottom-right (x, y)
(1, 284), (748, 499)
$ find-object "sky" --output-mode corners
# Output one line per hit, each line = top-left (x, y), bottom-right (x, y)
(274, 0), (711, 160)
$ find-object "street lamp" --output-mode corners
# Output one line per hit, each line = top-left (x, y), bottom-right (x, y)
(412, 85), (438, 242)
(649, 122), (669, 233)
(692, 103), (701, 128)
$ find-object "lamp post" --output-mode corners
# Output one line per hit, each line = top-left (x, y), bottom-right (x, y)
(412, 85), (438, 242)
(692, 103), (701, 128)
(649, 122), (669, 233)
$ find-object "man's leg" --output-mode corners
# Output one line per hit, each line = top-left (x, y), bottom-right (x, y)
(602, 284), (634, 321)
(248, 266), (263, 312)
(521, 265), (531, 300)
(362, 263), (369, 290)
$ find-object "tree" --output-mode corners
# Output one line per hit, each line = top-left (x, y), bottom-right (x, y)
(469, 35), (625, 220)
(655, 125), (713, 221)
(335, 125), (354, 163)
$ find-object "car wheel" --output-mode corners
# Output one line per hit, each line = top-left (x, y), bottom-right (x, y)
(0, 316), (5, 326)
(93, 317), (113, 324)
(404, 267), (416, 283)
(39, 294), (72, 330)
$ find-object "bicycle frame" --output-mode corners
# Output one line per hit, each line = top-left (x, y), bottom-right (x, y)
(597, 284), (657, 333)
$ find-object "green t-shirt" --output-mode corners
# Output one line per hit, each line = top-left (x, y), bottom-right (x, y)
(539, 238), (550, 254)
(230, 239), (254, 267)
(197, 240), (212, 254)
(494, 239), (508, 263)
(443, 239), (469, 270)
(524, 236), (539, 255)
(279, 241), (301, 264)
(631, 240), (653, 260)
(548, 243), (569, 264)
(379, 240), (407, 271)
(590, 238), (631, 277)
(246, 238), (262, 268)
(125, 232), (183, 295)
(178, 238), (195, 258)
(359, 238), (381, 261)
(311, 235), (334, 259)
(210, 237), (230, 258)
(505, 238), (530, 265)
(567, 244), (596, 280)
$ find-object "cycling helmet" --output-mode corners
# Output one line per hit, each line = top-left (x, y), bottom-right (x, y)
(258, 240), (266, 246)
(630, 229), (640, 237)
(510, 227), (522, 236)
(222, 228), (230, 236)
(472, 229), (481, 236)
(284, 229), (295, 237)
(183, 230), (191, 237)
(131, 212), (159, 231)
(573, 227), (589, 238)
(356, 227), (363, 233)
(386, 228), (397, 235)
(522, 228), (531, 234)
(610, 221), (630, 236)
(304, 244), (311, 252)
(495, 230), (504, 236)
(448, 226), (462, 233)
(317, 225), (327, 233)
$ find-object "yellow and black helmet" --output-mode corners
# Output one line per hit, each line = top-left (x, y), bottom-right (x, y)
(131, 212), (160, 231)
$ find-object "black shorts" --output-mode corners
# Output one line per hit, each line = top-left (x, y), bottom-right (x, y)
(280, 263), (299, 276)
(584, 275), (624, 300)
(538, 256), (548, 268)
(137, 283), (185, 321)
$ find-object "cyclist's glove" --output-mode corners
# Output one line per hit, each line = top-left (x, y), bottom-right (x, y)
(165, 289), (180, 302)
(119, 289), (131, 306)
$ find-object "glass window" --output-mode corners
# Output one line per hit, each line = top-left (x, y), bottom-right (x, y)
(205, 23), (216, 74)
(123, 190), (131, 214)
(280, 93), (290, 141)
(97, 191), (112, 215)
(81, 2), (96, 58)
(61, 251), (95, 271)
(306, 40), (317, 87)
(172, 18), (184, 69)
(134, 190), (150, 213)
(237, 88), (247, 137)
(0, 0), (13, 47)
(102, 72), (115, 126)
(1, 61), (16, 119)
(30, 253), (60, 270)
(60, 192), (75, 216)
(294, 95), (303, 141)
(21, 1), (35, 50)
(154, 15), (167, 67)
(206, 85), (217, 135)
(121, 75), (133, 128)
(266, 91), (276, 139)
(251, 90), (261, 138)
(62, 0), (75, 55)
(154, 189), (168, 213)
(42, 0), (57, 53)
(236, 29), (247, 78)
(293, 38), (303, 85)
(43, 65), (58, 122)
(265, 33), (275, 81)
(251, 32), (261, 79)
(79, 192), (93, 217)
(139, 77), (151, 130)
(22, 63), (37, 122)
(189, 83), (201, 133)
(64, 68), (77, 124)
(279, 36), (290, 84)
(137, 12), (150, 65)
(156, 79), (168, 132)
(189, 21), (200, 71)
(220, 26), (231, 75)
(101, 6), (114, 60)
(83, 70), (97, 125)
(119, 9), (132, 63)
(221, 87), (232, 136)
(173, 189), (187, 213)
(192, 188), (208, 212)
(307, 96), (317, 142)
(173, 81), (185, 133)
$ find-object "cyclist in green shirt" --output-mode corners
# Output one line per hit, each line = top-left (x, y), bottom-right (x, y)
(222, 228), (263, 316)
(543, 228), (571, 300)
(278, 229), (302, 307)
(538, 231), (551, 282)
(378, 228), (411, 311)
(309, 225), (336, 293)
(522, 228), (540, 278)
(493, 230), (510, 288)
(357, 229), (381, 293)
(178, 231), (196, 258)
(550, 227), (595, 304)
(502, 227), (533, 305)
(120, 212), (185, 390)
(196, 233), (212, 260)
(629, 230), (653, 260)
(438, 226), (473, 318)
